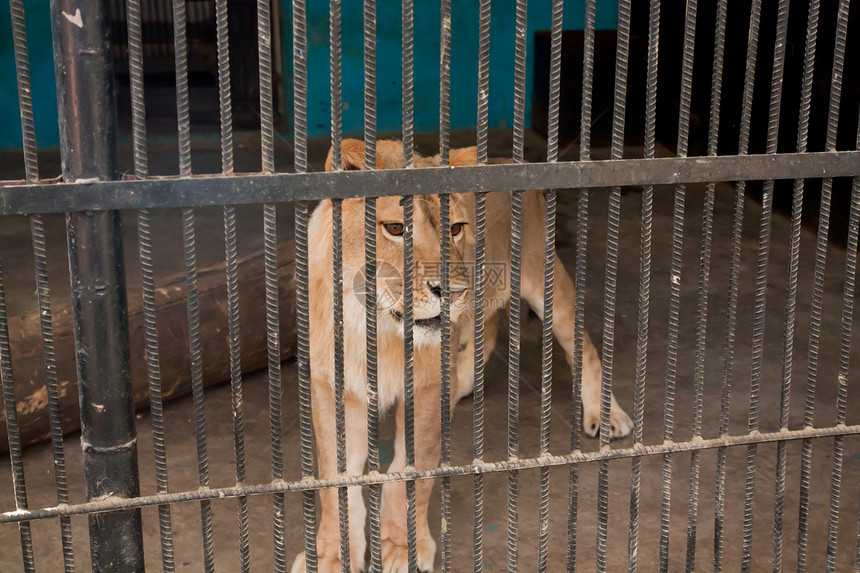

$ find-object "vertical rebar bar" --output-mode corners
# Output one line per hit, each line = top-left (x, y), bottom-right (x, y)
(538, 191), (555, 573)
(685, 0), (723, 569)
(508, 0), (530, 568)
(171, 1), (216, 565)
(136, 207), (176, 573)
(296, 195), (318, 573)
(626, 1), (658, 570)
(439, 0), (451, 169)
(822, 4), (852, 570)
(13, 0), (75, 568)
(129, 1), (174, 561)
(513, 0), (528, 164)
(214, 2), (249, 570)
(267, 0), (290, 568)
(439, 1), (452, 570)
(402, 0), (418, 570)
(568, 1), (596, 569)
(0, 261), (35, 572)
(330, 0), (342, 170)
(259, 0), (275, 175)
(173, 0), (192, 177)
(216, 0), (234, 176)
(659, 2), (697, 568)
(507, 183), (523, 573)
(795, 9), (822, 571)
(771, 1), (819, 570)
(402, 192), (418, 573)
(713, 2), (760, 570)
(472, 189), (487, 573)
(825, 109), (859, 571)
(768, 4), (793, 570)
(475, 0), (490, 166)
(10, 0), (38, 183)
(472, 1), (490, 571)
(597, 1), (632, 570)
(439, 191), (452, 573)
(363, 1), (382, 569)
(333, 196), (350, 573)
(329, 0), (349, 570)
(174, 2), (214, 565)
(741, 3), (789, 570)
(181, 206), (215, 572)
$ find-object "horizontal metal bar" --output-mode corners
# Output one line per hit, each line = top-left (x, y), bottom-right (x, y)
(0, 151), (858, 215)
(2, 424), (858, 525)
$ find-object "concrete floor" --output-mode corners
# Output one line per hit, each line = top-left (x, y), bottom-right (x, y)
(1, 132), (858, 571)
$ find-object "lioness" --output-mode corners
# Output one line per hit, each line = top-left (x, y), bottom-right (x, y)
(291, 139), (632, 573)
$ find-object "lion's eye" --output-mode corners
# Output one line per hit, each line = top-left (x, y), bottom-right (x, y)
(384, 223), (404, 236)
(451, 223), (464, 236)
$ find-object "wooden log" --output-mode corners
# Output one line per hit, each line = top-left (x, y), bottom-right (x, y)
(0, 243), (297, 453)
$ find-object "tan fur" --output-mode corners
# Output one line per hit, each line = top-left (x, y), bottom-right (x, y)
(292, 140), (632, 573)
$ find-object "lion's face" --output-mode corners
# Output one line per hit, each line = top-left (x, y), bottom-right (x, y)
(328, 140), (478, 346)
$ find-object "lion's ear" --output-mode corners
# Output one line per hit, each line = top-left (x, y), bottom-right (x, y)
(449, 146), (478, 166)
(375, 140), (404, 169)
(325, 138), (366, 171)
(325, 139), (405, 171)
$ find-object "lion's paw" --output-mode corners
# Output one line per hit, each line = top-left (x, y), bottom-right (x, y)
(381, 537), (435, 573)
(291, 551), (365, 573)
(583, 404), (633, 439)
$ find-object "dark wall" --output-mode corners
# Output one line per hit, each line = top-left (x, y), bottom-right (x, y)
(648, 0), (859, 246)
(532, 1), (860, 246)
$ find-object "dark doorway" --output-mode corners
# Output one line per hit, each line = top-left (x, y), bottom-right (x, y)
(109, 0), (286, 135)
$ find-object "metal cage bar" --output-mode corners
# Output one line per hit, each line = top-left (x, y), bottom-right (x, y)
(568, 0), (595, 567)
(127, 0), (176, 567)
(11, 0), (76, 570)
(771, 2), (821, 569)
(713, 1), (761, 569)
(506, 0), (530, 567)
(826, 106), (860, 571)
(50, 0), (145, 570)
(794, 3), (822, 567)
(3, 151), (860, 215)
(292, 0), (316, 570)
(438, 1), (453, 570)
(472, 1), (491, 570)
(170, 0), (217, 565)
(0, 262), (35, 572)
(362, 0), (383, 570)
(4, 425), (858, 526)
(1, 2), (860, 572)
(686, 0), (725, 568)
(658, 2), (697, 569)
(401, 0), (419, 571)
(626, 0), (659, 569)
(741, 3), (790, 569)
(597, 0), (633, 569)
(822, 3), (852, 569)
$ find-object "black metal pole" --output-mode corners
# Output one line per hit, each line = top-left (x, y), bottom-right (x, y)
(50, 1), (144, 571)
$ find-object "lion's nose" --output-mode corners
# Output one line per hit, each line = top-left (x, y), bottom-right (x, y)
(427, 281), (442, 298)
(427, 281), (465, 301)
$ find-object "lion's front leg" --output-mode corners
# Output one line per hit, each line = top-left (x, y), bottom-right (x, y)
(522, 253), (633, 439)
(292, 384), (368, 573)
(380, 380), (441, 573)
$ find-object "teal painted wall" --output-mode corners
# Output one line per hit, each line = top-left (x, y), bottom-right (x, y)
(0, 1), (618, 150)
(298, 0), (619, 140)
(1, 1), (59, 150)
